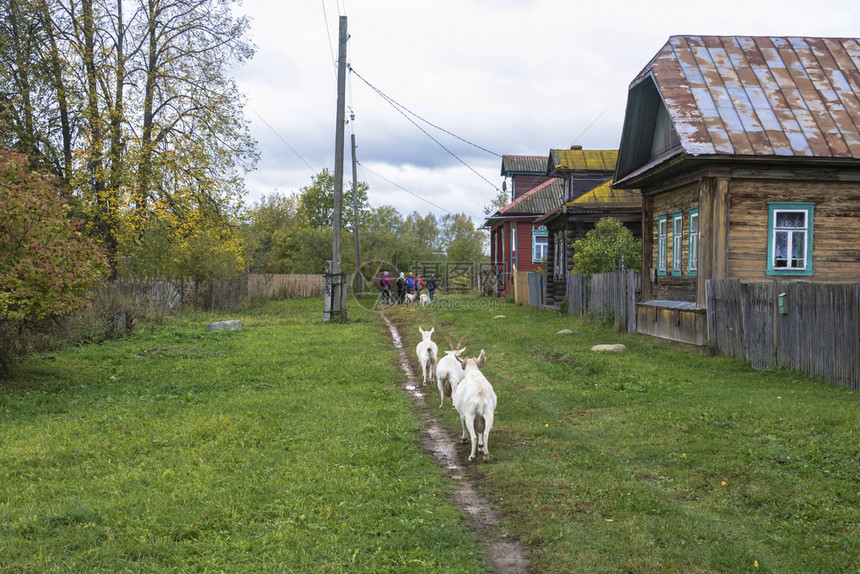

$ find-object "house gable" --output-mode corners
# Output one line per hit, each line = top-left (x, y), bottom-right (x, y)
(616, 35), (860, 187)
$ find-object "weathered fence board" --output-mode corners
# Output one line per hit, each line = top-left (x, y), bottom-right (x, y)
(707, 280), (860, 390)
(247, 274), (324, 299)
(527, 273), (544, 309)
(565, 270), (639, 333)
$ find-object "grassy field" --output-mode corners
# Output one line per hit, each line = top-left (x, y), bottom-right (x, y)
(389, 294), (859, 573)
(2, 293), (858, 573)
(0, 298), (486, 573)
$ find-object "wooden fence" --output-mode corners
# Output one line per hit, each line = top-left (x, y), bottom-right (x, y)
(527, 273), (545, 309)
(247, 273), (324, 299)
(706, 280), (860, 390)
(566, 270), (639, 333)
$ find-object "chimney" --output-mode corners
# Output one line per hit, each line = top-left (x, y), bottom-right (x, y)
(570, 145), (583, 150)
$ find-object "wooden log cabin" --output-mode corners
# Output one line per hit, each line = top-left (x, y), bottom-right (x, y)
(613, 36), (860, 345)
(537, 147), (641, 308)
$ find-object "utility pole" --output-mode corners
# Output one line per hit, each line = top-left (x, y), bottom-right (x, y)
(351, 132), (361, 293)
(325, 15), (348, 322)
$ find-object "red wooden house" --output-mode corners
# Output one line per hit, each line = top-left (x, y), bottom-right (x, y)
(483, 155), (563, 296)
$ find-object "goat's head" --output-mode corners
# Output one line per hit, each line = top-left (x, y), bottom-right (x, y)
(458, 349), (486, 370)
(418, 326), (434, 341)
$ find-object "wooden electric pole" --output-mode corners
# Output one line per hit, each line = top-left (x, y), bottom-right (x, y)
(325, 15), (348, 322)
(351, 132), (361, 293)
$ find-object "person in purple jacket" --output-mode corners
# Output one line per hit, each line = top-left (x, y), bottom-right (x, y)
(381, 271), (392, 304)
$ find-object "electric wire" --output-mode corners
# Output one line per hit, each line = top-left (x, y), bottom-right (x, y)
(249, 106), (319, 177)
(349, 66), (502, 193)
(350, 66), (501, 158)
(570, 106), (609, 147)
(357, 160), (453, 215)
(321, 0), (338, 76)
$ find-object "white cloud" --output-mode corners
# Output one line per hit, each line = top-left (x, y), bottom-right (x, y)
(232, 0), (860, 225)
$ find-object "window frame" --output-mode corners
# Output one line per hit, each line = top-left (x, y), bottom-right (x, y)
(532, 228), (548, 263)
(766, 202), (814, 276)
(510, 225), (517, 269)
(657, 214), (667, 276)
(688, 207), (699, 276)
(672, 210), (683, 276)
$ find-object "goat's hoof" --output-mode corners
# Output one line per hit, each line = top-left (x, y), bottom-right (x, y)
(468, 455), (476, 461)
(483, 455), (489, 463)
(461, 438), (468, 444)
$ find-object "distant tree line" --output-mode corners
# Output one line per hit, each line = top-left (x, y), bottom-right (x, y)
(244, 169), (487, 275)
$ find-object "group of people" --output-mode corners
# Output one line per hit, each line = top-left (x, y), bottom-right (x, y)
(379, 271), (437, 305)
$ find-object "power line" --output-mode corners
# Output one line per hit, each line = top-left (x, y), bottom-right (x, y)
(571, 106), (609, 146)
(349, 66), (502, 192)
(249, 106), (319, 177)
(320, 0), (338, 76)
(357, 160), (453, 215)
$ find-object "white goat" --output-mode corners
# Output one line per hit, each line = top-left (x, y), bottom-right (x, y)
(415, 327), (438, 386)
(419, 293), (431, 307)
(435, 348), (466, 408)
(405, 292), (417, 305)
(453, 350), (497, 462)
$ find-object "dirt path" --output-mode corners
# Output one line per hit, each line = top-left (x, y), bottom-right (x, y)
(383, 315), (531, 574)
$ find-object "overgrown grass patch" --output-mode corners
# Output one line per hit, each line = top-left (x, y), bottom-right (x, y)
(392, 294), (860, 573)
(1, 298), (487, 573)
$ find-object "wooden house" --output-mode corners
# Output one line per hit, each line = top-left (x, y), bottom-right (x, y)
(536, 147), (641, 307)
(483, 155), (563, 296)
(614, 35), (860, 345)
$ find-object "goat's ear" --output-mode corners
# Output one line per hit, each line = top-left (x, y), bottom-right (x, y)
(477, 349), (486, 367)
(429, 327), (434, 334)
(418, 327), (424, 334)
(456, 347), (466, 356)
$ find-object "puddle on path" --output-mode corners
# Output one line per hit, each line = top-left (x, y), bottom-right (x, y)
(383, 315), (530, 574)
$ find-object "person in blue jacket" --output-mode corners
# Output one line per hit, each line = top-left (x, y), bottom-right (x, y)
(406, 272), (416, 295)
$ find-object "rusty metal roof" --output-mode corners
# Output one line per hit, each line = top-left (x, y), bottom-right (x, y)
(500, 155), (549, 176)
(497, 178), (563, 215)
(618, 36), (860, 182)
(548, 149), (618, 173)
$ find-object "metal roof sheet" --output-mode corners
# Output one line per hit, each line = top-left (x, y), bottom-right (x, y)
(568, 179), (640, 208)
(633, 35), (860, 160)
(501, 155), (549, 176)
(549, 149), (618, 173)
(497, 178), (563, 215)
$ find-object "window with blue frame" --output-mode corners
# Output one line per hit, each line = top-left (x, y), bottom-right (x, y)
(532, 227), (548, 262)
(767, 202), (814, 275)
(657, 214), (667, 275)
(688, 207), (699, 276)
(672, 210), (683, 275)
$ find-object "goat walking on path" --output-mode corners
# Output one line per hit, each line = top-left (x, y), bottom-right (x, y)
(453, 350), (496, 462)
(415, 327), (438, 386)
(436, 348), (466, 408)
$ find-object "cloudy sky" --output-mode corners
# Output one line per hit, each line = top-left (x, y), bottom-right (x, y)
(231, 0), (860, 226)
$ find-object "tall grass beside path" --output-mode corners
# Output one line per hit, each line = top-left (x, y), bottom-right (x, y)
(0, 298), (487, 573)
(391, 294), (860, 573)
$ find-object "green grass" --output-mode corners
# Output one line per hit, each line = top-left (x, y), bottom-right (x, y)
(0, 298), (487, 573)
(390, 295), (860, 573)
(3, 293), (859, 573)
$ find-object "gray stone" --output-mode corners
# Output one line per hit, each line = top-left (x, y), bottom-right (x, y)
(555, 329), (576, 335)
(207, 320), (243, 332)
(591, 344), (626, 352)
